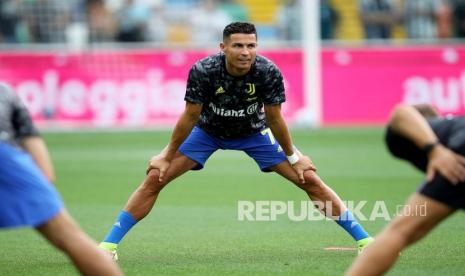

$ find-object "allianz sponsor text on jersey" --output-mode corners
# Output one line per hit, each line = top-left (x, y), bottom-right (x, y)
(209, 102), (259, 117)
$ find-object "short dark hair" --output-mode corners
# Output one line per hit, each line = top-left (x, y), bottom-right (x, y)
(223, 22), (257, 40)
(413, 104), (440, 118)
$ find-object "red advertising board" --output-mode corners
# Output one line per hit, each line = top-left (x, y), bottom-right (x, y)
(1, 46), (463, 127)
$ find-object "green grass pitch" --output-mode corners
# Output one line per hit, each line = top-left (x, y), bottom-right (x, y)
(0, 128), (463, 275)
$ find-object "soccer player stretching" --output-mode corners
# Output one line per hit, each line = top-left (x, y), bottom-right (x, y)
(100, 22), (373, 260)
(0, 83), (122, 275)
(347, 104), (465, 275)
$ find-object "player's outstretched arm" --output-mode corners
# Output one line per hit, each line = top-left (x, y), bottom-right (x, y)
(147, 102), (202, 181)
(21, 136), (56, 182)
(9, 85), (56, 182)
(264, 104), (315, 183)
(389, 104), (465, 184)
(388, 104), (440, 149)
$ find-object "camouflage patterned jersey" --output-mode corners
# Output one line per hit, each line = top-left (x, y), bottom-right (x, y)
(185, 52), (285, 139)
(0, 83), (39, 147)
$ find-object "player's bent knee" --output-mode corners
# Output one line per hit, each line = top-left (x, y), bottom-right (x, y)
(146, 169), (160, 182)
(144, 169), (168, 192)
(303, 171), (321, 186)
(293, 171), (320, 191)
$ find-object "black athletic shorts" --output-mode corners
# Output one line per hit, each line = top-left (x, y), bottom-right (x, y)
(418, 175), (465, 209)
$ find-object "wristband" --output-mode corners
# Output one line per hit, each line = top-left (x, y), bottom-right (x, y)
(287, 152), (299, 165)
(423, 141), (440, 154)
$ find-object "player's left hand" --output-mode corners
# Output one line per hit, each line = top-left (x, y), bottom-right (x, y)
(426, 144), (465, 185)
(146, 154), (171, 182)
(293, 155), (316, 184)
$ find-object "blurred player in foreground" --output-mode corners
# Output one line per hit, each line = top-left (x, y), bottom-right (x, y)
(0, 83), (122, 276)
(99, 22), (373, 260)
(347, 104), (465, 275)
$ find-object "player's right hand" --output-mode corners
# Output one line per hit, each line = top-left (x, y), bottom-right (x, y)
(426, 144), (465, 185)
(146, 155), (171, 182)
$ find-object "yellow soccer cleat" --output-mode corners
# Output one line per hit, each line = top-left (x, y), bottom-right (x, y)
(357, 237), (374, 255)
(99, 242), (118, 261)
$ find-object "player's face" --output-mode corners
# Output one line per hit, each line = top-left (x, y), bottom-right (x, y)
(221, 33), (257, 76)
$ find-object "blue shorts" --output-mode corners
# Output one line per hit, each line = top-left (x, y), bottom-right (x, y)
(0, 143), (63, 229)
(179, 127), (287, 172)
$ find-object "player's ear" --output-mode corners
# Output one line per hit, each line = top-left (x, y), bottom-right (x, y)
(220, 42), (225, 51)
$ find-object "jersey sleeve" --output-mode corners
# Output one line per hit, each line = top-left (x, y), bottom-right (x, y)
(261, 64), (286, 105)
(184, 62), (209, 105)
(384, 126), (427, 172)
(10, 89), (40, 140)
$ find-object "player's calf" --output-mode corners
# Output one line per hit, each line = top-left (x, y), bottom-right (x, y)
(297, 171), (373, 247)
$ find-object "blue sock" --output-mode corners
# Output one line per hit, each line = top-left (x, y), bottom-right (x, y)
(336, 210), (370, 241)
(102, 210), (137, 244)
